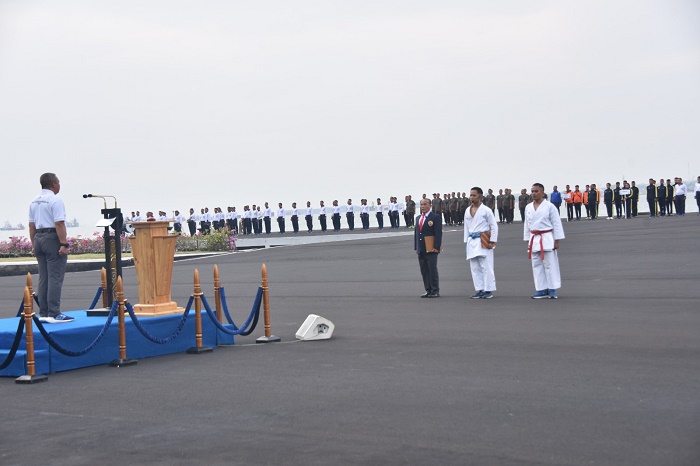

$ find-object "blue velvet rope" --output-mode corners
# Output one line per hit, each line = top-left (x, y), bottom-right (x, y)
(88, 287), (103, 310)
(32, 301), (118, 357)
(201, 287), (262, 336)
(0, 318), (25, 370)
(16, 294), (41, 318)
(124, 296), (193, 344)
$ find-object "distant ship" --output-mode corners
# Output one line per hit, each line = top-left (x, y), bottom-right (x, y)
(0, 221), (25, 231)
(66, 218), (80, 228)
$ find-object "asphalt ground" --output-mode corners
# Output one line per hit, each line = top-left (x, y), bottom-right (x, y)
(1, 216), (699, 465)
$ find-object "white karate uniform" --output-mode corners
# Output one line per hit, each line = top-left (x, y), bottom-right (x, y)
(523, 199), (565, 291)
(464, 204), (499, 292)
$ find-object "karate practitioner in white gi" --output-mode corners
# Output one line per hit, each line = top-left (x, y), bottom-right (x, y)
(523, 183), (565, 299)
(463, 187), (498, 299)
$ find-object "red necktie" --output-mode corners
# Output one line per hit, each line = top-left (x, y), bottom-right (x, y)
(419, 214), (425, 231)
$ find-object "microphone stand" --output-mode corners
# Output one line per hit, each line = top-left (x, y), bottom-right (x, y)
(84, 194), (123, 315)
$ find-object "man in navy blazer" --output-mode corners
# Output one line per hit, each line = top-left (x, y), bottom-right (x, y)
(415, 198), (442, 297)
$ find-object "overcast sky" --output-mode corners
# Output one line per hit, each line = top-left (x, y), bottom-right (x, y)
(1, 0), (699, 227)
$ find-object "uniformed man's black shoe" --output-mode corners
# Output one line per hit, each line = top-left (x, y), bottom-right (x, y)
(420, 293), (430, 298)
(428, 293), (440, 298)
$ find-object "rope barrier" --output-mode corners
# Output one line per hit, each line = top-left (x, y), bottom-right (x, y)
(125, 297), (193, 344)
(221, 287), (263, 336)
(201, 288), (262, 336)
(32, 301), (118, 357)
(0, 318), (26, 370)
(87, 287), (103, 310)
(16, 295), (40, 318)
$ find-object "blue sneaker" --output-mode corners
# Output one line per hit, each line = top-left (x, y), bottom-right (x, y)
(471, 291), (484, 299)
(548, 289), (558, 299)
(531, 290), (549, 299)
(44, 313), (75, 323)
(481, 291), (494, 299)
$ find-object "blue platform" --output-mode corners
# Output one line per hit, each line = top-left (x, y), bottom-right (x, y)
(0, 309), (235, 377)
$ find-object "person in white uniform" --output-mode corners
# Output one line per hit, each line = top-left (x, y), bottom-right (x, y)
(463, 187), (498, 299)
(523, 183), (565, 299)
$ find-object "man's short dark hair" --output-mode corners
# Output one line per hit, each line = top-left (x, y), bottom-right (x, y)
(471, 187), (483, 195)
(40, 173), (57, 189)
(532, 183), (545, 191)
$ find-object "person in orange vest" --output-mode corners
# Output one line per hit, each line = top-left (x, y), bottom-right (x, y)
(563, 185), (574, 222)
(572, 185), (584, 221)
(583, 184), (591, 219)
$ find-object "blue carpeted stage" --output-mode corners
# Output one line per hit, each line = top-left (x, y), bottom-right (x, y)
(0, 310), (235, 377)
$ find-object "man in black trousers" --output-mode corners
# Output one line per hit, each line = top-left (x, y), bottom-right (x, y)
(415, 198), (442, 298)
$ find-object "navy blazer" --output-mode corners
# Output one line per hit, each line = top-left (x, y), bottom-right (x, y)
(414, 211), (442, 253)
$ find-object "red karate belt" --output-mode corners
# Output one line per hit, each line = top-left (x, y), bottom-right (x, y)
(528, 229), (553, 260)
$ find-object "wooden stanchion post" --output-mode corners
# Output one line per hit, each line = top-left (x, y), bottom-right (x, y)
(214, 265), (223, 323)
(256, 263), (280, 343)
(187, 269), (212, 354)
(109, 276), (137, 367)
(15, 286), (48, 384)
(101, 267), (109, 309)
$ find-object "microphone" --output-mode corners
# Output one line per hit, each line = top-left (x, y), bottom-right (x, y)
(83, 194), (118, 208)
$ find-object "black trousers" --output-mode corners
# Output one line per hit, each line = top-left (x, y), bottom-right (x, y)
(291, 215), (299, 233)
(277, 217), (285, 233)
(614, 202), (623, 218)
(574, 203), (582, 220)
(605, 201), (613, 218)
(675, 196), (686, 215)
(332, 213), (341, 231)
(647, 199), (657, 217)
(319, 214), (327, 231)
(417, 250), (439, 295)
(346, 213), (354, 230)
(566, 203), (574, 221)
(376, 213), (384, 229)
(305, 215), (313, 232)
(588, 202), (597, 220)
(188, 221), (196, 236)
(361, 213), (369, 230)
(264, 217), (271, 234)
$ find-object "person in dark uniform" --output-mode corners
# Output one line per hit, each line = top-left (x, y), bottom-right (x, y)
(588, 184), (599, 220)
(603, 183), (614, 219)
(518, 188), (531, 222)
(405, 195), (416, 228)
(630, 181), (639, 217)
(613, 182), (623, 219)
(622, 181), (632, 218)
(415, 198), (442, 298)
(646, 179), (657, 217)
(666, 178), (674, 215)
(484, 189), (495, 213)
(657, 179), (667, 216)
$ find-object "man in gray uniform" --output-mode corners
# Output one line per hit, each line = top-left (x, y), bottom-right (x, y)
(28, 173), (74, 323)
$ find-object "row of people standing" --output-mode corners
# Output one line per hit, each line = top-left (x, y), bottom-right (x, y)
(137, 197), (419, 236)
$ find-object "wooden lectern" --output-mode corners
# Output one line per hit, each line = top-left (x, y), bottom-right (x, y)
(130, 221), (183, 316)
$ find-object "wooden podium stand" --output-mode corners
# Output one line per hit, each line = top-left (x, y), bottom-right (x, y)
(130, 221), (183, 316)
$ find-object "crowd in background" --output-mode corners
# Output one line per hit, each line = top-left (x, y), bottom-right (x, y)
(124, 176), (700, 236)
